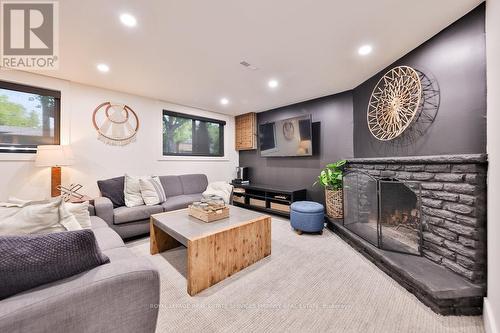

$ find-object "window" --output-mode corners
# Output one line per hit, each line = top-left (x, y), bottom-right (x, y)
(0, 81), (60, 153)
(163, 110), (225, 157)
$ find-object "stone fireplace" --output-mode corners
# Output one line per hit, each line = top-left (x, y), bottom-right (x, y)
(329, 154), (487, 315)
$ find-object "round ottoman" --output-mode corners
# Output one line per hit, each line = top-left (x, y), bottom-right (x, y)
(290, 201), (325, 234)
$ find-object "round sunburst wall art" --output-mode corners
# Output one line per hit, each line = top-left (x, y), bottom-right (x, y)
(367, 66), (422, 141)
(92, 102), (139, 146)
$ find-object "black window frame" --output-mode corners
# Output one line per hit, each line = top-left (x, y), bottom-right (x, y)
(162, 110), (225, 157)
(0, 80), (61, 154)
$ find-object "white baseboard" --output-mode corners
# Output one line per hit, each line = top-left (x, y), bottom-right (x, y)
(485, 298), (498, 333)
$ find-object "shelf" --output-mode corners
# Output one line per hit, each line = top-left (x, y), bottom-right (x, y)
(231, 182), (306, 217)
(268, 197), (291, 204)
(245, 193), (267, 200)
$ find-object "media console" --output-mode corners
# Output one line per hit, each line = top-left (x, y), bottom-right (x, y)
(230, 182), (307, 217)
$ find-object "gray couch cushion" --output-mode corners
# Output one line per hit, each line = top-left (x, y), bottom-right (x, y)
(180, 174), (208, 195)
(90, 216), (108, 229)
(0, 230), (110, 300)
(159, 175), (183, 197)
(0, 255), (159, 333)
(103, 247), (135, 262)
(92, 227), (125, 251)
(97, 176), (125, 208)
(161, 194), (202, 211)
(113, 205), (163, 225)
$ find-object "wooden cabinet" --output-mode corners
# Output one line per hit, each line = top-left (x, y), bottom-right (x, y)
(235, 112), (257, 150)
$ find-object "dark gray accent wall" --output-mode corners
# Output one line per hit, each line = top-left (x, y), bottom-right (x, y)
(353, 4), (486, 157)
(239, 4), (486, 201)
(239, 91), (354, 203)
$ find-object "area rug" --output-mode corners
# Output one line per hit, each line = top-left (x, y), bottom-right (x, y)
(127, 216), (484, 333)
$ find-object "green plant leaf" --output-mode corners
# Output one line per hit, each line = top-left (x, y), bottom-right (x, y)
(314, 159), (346, 189)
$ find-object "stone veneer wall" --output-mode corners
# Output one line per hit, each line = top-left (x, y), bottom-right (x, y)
(345, 154), (487, 284)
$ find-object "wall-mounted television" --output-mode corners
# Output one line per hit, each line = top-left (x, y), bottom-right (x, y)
(259, 114), (313, 157)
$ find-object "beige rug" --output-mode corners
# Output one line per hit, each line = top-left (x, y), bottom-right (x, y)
(127, 216), (484, 333)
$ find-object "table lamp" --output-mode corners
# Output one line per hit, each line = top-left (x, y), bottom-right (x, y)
(35, 145), (74, 197)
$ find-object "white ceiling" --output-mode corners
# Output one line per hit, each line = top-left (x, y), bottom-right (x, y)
(39, 0), (483, 115)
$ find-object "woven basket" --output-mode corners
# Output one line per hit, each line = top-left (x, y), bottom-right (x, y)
(325, 187), (343, 218)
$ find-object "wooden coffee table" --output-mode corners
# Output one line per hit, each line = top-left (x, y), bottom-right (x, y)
(150, 205), (271, 295)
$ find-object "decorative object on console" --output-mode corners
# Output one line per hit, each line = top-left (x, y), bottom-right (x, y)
(314, 159), (346, 218)
(367, 66), (422, 141)
(232, 166), (249, 184)
(92, 102), (139, 146)
(35, 145), (74, 197)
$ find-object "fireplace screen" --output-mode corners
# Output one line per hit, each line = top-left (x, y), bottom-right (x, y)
(343, 171), (422, 255)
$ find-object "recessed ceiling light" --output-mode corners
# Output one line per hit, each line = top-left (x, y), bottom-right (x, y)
(358, 45), (373, 56)
(120, 13), (137, 27)
(268, 79), (279, 89)
(220, 98), (229, 105)
(97, 63), (110, 73)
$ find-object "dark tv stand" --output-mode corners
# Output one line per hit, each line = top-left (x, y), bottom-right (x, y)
(230, 182), (307, 217)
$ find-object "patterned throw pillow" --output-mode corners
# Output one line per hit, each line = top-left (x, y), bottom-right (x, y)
(139, 176), (167, 206)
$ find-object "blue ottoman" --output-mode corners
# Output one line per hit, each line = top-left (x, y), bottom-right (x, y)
(290, 201), (325, 234)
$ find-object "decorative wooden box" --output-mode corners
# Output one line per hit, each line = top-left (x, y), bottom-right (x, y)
(188, 205), (230, 223)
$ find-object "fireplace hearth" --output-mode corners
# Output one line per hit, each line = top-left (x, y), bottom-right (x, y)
(328, 154), (487, 315)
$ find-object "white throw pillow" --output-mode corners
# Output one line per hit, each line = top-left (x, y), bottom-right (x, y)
(124, 174), (145, 207)
(64, 201), (92, 229)
(0, 197), (82, 235)
(139, 176), (166, 205)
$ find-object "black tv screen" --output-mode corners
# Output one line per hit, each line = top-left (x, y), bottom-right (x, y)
(259, 115), (312, 157)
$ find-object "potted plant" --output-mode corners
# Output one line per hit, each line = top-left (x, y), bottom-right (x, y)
(314, 159), (347, 218)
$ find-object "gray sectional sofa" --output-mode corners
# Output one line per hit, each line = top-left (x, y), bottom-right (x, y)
(95, 174), (208, 239)
(0, 215), (160, 333)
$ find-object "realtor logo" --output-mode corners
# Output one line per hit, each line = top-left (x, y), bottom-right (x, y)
(1, 1), (59, 69)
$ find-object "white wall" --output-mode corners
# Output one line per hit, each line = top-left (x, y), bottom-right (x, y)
(485, 0), (500, 332)
(0, 70), (238, 200)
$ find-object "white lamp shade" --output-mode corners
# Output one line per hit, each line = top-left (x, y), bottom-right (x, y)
(35, 145), (74, 167)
